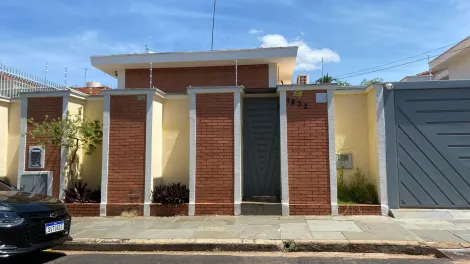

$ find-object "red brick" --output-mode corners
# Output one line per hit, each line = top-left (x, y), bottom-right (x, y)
(125, 65), (269, 93)
(25, 97), (62, 197)
(66, 203), (100, 217)
(195, 93), (234, 215)
(150, 204), (188, 216)
(108, 95), (146, 205)
(287, 91), (331, 215)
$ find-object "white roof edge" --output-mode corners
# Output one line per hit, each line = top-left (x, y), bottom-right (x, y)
(91, 46), (298, 66)
(430, 36), (470, 69)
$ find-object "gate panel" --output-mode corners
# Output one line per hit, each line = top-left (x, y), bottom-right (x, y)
(243, 98), (281, 198)
(395, 89), (470, 208)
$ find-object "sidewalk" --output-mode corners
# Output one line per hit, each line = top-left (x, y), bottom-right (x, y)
(63, 215), (470, 254)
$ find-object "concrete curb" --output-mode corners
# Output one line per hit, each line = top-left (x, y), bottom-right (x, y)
(54, 238), (470, 255)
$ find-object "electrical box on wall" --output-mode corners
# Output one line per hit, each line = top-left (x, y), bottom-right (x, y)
(29, 146), (45, 169)
(337, 153), (353, 169)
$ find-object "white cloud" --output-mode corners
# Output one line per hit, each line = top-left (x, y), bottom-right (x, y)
(249, 28), (263, 34)
(259, 34), (341, 71)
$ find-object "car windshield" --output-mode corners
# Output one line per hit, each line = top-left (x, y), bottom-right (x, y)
(0, 182), (17, 191)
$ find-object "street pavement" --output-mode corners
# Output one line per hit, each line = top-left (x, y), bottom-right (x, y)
(69, 214), (470, 243)
(0, 251), (454, 264)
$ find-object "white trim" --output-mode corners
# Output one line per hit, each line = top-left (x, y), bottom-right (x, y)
(100, 95), (110, 216)
(279, 91), (289, 216)
(268, 63), (277, 87)
(374, 85), (389, 215)
(144, 94), (153, 216)
(233, 92), (242, 216)
(59, 96), (69, 200)
(17, 98), (28, 189)
(188, 93), (197, 216)
(117, 69), (126, 89)
(278, 84), (364, 92)
(92, 46), (298, 65)
(327, 90), (338, 215)
(0, 96), (10, 103)
(101, 88), (165, 98)
(19, 89), (87, 100)
(20, 171), (53, 196)
(187, 86), (244, 94)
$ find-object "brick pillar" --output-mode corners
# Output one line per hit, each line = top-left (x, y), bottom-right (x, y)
(286, 90), (331, 215)
(24, 97), (62, 197)
(106, 95), (146, 216)
(193, 93), (235, 215)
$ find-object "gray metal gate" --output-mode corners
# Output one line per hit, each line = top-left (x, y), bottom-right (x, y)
(243, 98), (281, 199)
(386, 83), (470, 208)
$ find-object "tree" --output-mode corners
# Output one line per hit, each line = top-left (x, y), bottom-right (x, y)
(315, 73), (335, 84)
(26, 107), (103, 183)
(335, 80), (351, 86)
(360, 77), (384, 87)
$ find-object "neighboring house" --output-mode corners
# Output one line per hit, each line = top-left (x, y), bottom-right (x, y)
(401, 36), (470, 81)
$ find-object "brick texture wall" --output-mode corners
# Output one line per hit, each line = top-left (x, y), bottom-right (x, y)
(25, 97), (62, 197)
(107, 95), (146, 215)
(66, 203), (100, 217)
(195, 93), (234, 215)
(125, 64), (269, 93)
(286, 90), (331, 215)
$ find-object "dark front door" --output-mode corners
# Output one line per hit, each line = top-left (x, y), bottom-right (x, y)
(395, 89), (470, 208)
(243, 98), (281, 199)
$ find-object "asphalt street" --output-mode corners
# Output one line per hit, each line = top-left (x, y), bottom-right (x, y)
(0, 251), (454, 264)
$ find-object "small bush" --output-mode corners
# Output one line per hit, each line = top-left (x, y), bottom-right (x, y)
(337, 168), (379, 204)
(152, 183), (189, 205)
(64, 180), (101, 203)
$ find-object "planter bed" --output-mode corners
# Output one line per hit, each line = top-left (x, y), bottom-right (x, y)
(338, 204), (381, 215)
(150, 204), (188, 216)
(66, 203), (100, 217)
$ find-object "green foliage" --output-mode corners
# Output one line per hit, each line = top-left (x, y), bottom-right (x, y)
(337, 168), (379, 205)
(360, 77), (384, 87)
(26, 107), (103, 182)
(315, 73), (335, 84)
(152, 183), (189, 205)
(335, 80), (351, 86)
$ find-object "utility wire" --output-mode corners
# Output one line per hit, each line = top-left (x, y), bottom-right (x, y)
(336, 44), (470, 80)
(333, 43), (454, 79)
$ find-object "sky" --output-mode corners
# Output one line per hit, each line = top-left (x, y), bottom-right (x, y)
(0, 0), (469, 87)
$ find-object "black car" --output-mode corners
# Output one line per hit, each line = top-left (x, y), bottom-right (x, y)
(0, 181), (71, 257)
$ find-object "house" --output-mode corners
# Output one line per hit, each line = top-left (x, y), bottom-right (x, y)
(0, 47), (390, 217)
(401, 36), (470, 81)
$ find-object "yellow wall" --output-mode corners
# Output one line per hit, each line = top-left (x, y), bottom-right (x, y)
(80, 99), (103, 189)
(334, 93), (373, 182)
(162, 98), (189, 186)
(66, 97), (85, 187)
(0, 101), (9, 178)
(5, 100), (20, 185)
(366, 89), (380, 192)
(151, 95), (163, 189)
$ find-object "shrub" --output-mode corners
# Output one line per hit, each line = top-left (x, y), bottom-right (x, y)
(63, 180), (100, 203)
(337, 168), (379, 204)
(152, 183), (189, 205)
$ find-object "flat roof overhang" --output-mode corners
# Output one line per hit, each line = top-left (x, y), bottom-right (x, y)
(90, 47), (298, 84)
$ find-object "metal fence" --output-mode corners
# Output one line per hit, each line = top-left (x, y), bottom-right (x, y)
(0, 64), (66, 98)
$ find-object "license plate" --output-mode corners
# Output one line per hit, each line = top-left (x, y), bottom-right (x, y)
(45, 221), (64, 234)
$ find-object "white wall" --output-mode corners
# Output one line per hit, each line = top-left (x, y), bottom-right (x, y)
(448, 59), (470, 80)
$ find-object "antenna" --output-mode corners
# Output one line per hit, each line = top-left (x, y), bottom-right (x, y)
(145, 45), (149, 54)
(235, 60), (238, 86)
(321, 57), (324, 78)
(45, 61), (49, 84)
(64, 65), (67, 87)
(150, 62), (153, 89)
(211, 0), (217, 50)
(81, 67), (90, 87)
